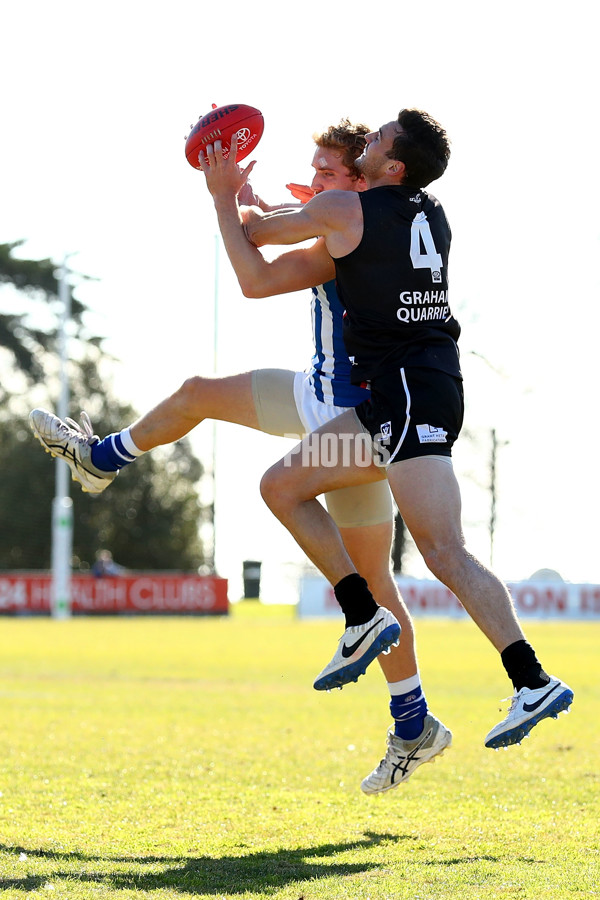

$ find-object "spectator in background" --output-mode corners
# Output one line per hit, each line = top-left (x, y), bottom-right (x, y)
(91, 549), (123, 578)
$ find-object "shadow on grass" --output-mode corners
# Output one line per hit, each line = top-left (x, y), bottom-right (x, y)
(421, 855), (500, 865)
(0, 832), (406, 895)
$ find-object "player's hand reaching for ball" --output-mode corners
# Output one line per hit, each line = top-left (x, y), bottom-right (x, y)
(197, 136), (256, 201)
(237, 180), (262, 207)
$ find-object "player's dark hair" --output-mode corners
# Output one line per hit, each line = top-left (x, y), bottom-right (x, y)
(313, 118), (370, 180)
(388, 109), (451, 187)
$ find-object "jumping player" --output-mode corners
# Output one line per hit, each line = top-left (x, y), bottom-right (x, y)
(30, 120), (451, 795)
(235, 108), (574, 752)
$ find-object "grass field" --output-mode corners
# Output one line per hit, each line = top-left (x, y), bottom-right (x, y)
(0, 604), (597, 899)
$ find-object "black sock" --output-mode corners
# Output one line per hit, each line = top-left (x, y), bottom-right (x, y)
(501, 640), (550, 691)
(334, 573), (378, 627)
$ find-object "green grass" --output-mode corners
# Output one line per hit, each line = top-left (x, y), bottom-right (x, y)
(0, 605), (597, 899)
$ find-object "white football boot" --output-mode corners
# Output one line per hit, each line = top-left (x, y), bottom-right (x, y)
(361, 715), (452, 795)
(484, 676), (573, 749)
(29, 408), (117, 494)
(313, 608), (400, 691)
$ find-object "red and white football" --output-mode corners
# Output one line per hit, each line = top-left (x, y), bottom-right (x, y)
(185, 104), (264, 169)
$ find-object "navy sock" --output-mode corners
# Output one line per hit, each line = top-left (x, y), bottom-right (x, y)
(501, 640), (550, 691)
(91, 433), (138, 472)
(390, 687), (428, 740)
(333, 574), (378, 627)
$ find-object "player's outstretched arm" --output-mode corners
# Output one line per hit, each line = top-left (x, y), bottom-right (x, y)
(198, 140), (333, 297)
(238, 180), (303, 212)
(241, 241), (335, 298)
(245, 189), (362, 258)
(216, 194), (333, 297)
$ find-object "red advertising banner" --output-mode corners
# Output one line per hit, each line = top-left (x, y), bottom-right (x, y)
(0, 574), (229, 615)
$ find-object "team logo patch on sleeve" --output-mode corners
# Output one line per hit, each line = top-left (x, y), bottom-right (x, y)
(416, 424), (448, 444)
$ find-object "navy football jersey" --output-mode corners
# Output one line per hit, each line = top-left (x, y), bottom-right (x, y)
(308, 279), (370, 407)
(334, 185), (461, 382)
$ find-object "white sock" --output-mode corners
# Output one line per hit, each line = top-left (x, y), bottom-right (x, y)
(119, 427), (145, 457)
(387, 673), (421, 697)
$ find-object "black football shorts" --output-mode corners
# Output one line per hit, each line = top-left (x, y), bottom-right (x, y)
(354, 366), (464, 467)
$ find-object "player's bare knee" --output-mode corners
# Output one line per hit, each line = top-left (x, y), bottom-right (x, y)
(420, 541), (464, 585)
(260, 465), (284, 513)
(260, 464), (302, 520)
(178, 375), (204, 401)
(174, 376), (211, 417)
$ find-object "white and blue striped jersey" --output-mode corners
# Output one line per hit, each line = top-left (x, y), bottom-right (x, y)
(308, 280), (370, 408)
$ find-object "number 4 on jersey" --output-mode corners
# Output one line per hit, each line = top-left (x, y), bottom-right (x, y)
(410, 212), (443, 283)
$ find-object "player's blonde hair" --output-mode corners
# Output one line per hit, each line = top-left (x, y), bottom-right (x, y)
(313, 118), (370, 180)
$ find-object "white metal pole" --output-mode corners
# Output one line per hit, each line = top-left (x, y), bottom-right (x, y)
(51, 255), (73, 619)
(210, 235), (219, 572)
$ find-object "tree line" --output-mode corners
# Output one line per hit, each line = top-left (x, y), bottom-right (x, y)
(0, 241), (207, 573)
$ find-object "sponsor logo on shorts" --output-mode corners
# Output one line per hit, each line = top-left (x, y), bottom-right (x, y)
(416, 424), (448, 444)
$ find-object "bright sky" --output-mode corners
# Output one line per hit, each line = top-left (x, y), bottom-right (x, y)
(2, 1), (599, 600)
